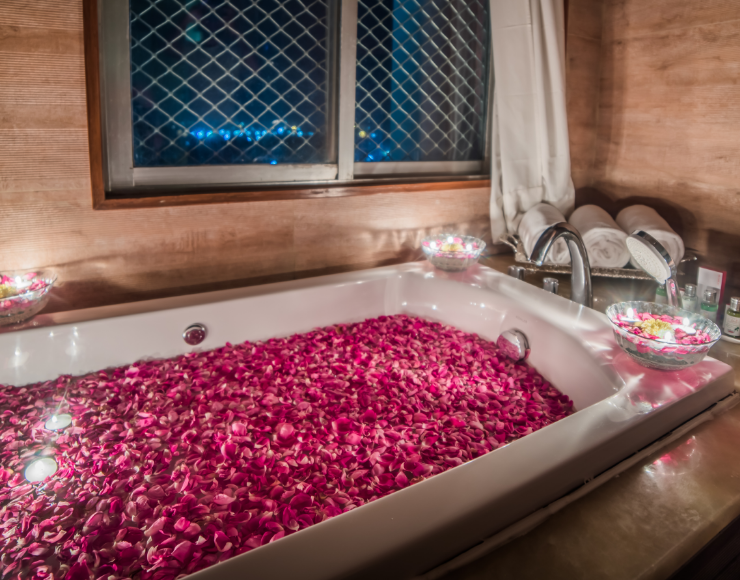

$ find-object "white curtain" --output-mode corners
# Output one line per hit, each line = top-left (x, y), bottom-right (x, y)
(488, 0), (575, 240)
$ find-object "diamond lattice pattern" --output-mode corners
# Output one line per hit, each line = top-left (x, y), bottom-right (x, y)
(355, 0), (490, 163)
(130, 0), (332, 167)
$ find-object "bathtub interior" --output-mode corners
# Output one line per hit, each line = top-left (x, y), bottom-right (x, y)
(396, 273), (620, 411)
(1, 276), (389, 387)
(1, 270), (616, 415)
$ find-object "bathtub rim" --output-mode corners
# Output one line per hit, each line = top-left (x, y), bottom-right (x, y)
(0, 262), (735, 580)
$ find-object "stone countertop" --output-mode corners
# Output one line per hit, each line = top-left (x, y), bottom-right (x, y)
(439, 254), (740, 580)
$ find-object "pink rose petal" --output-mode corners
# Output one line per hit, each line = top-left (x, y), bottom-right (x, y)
(213, 494), (236, 506)
(214, 531), (233, 552)
(276, 423), (295, 441)
(144, 517), (167, 537)
(172, 540), (194, 563)
(66, 561), (91, 580)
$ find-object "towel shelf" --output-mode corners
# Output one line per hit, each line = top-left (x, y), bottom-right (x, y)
(496, 234), (696, 281)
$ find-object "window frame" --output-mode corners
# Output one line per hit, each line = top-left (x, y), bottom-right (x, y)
(83, 0), (494, 209)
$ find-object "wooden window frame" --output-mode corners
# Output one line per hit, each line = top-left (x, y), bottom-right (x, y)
(82, 0), (493, 210)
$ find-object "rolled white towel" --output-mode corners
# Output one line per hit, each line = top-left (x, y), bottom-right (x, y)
(518, 203), (570, 265)
(616, 205), (685, 267)
(569, 205), (630, 268)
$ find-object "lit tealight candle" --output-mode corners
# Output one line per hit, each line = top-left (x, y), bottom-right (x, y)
(45, 413), (72, 431)
(25, 457), (58, 482)
(622, 307), (640, 324)
(677, 319), (697, 335)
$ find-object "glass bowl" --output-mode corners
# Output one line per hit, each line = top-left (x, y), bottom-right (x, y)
(421, 235), (486, 272)
(605, 301), (721, 371)
(0, 269), (57, 326)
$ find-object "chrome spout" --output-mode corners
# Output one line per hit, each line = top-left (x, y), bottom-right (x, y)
(626, 230), (680, 307)
(529, 222), (593, 308)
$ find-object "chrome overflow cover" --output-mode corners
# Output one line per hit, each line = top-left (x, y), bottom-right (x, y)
(496, 329), (530, 362)
(183, 323), (207, 346)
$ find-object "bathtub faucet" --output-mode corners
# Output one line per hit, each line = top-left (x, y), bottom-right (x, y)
(529, 222), (593, 308)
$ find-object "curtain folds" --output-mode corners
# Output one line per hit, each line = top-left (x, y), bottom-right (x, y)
(488, 0), (575, 241)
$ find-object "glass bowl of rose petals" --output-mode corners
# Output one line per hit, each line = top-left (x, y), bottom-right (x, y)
(421, 234), (486, 272)
(606, 301), (721, 370)
(0, 269), (56, 326)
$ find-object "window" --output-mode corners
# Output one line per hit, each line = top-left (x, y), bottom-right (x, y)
(130, 0), (334, 169)
(93, 0), (492, 197)
(354, 0), (490, 173)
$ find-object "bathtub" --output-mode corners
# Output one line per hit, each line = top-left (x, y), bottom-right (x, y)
(1, 262), (734, 580)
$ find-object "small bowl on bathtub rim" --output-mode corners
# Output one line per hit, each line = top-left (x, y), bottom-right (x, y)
(0, 269), (57, 327)
(605, 301), (721, 371)
(422, 234), (486, 272)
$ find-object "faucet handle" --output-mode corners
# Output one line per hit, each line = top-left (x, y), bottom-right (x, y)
(508, 265), (526, 280)
(543, 277), (559, 294)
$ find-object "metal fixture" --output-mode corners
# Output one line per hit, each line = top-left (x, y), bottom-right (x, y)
(508, 265), (526, 280)
(543, 277), (559, 295)
(496, 329), (530, 362)
(625, 230), (679, 307)
(529, 222), (593, 308)
(183, 323), (207, 346)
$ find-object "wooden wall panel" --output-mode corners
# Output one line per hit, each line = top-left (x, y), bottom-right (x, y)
(601, 0), (740, 43)
(293, 191), (490, 274)
(590, 0), (740, 289)
(0, 52), (86, 105)
(0, 0), (491, 314)
(565, 0), (604, 189)
(0, 130), (90, 180)
(0, 25), (82, 56)
(0, 0), (83, 31)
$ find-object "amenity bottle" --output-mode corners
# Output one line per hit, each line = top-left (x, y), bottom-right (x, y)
(681, 284), (698, 313)
(700, 288), (719, 323)
(655, 284), (667, 305)
(724, 297), (740, 337)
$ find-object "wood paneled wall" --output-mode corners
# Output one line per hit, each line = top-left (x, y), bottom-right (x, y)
(8, 0), (733, 313)
(565, 0), (604, 189)
(578, 0), (740, 289)
(0, 0), (490, 313)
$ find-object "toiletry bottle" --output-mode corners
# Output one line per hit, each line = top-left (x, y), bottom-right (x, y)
(655, 284), (667, 305)
(724, 297), (740, 337)
(682, 284), (698, 312)
(700, 288), (719, 323)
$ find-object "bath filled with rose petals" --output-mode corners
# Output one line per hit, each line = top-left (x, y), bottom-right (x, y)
(0, 314), (574, 580)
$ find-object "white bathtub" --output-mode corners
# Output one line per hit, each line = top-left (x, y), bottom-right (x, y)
(1, 262), (734, 579)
